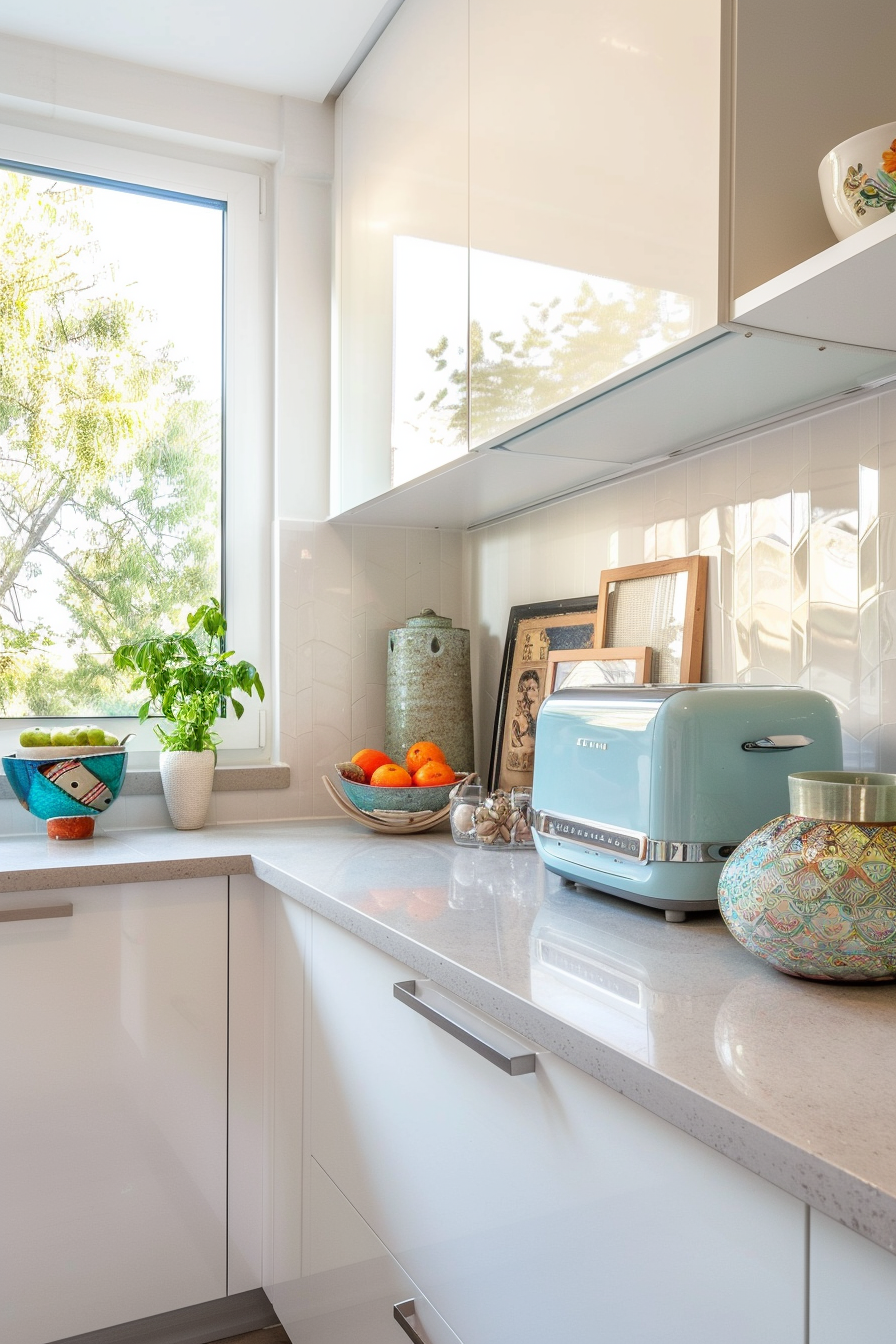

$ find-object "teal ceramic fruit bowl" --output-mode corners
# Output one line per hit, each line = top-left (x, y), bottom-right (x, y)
(335, 770), (463, 814)
(3, 751), (128, 838)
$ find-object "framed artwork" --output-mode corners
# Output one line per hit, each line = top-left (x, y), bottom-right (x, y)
(597, 556), (708, 684)
(488, 597), (598, 792)
(547, 645), (652, 693)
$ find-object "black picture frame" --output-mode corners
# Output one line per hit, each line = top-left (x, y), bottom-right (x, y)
(488, 596), (599, 792)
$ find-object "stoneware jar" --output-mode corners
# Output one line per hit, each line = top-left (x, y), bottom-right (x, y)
(159, 749), (216, 830)
(719, 771), (896, 982)
(385, 609), (474, 774)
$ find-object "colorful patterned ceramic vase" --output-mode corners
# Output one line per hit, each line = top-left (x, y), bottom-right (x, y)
(719, 771), (896, 982)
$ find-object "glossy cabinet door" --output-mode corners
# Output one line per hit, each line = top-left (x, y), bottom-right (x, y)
(0, 880), (228, 1344)
(264, 889), (461, 1344)
(278, 1158), (462, 1344)
(337, 0), (468, 510)
(810, 1211), (896, 1340)
(310, 914), (806, 1344)
(469, 0), (724, 449)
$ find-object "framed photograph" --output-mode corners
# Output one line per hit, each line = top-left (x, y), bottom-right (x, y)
(597, 556), (708, 684)
(547, 645), (652, 693)
(488, 597), (598, 791)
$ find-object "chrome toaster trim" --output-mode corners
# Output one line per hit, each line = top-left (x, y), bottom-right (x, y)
(534, 811), (737, 865)
(534, 811), (649, 864)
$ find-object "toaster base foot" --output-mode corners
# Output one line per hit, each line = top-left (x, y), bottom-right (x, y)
(665, 910), (688, 923)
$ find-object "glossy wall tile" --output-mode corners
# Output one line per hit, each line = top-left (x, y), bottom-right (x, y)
(279, 521), (464, 818)
(468, 389), (896, 776)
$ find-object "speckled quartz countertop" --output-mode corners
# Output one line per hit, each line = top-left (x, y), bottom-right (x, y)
(1, 819), (894, 1255)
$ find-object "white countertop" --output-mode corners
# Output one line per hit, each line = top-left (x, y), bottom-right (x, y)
(2, 819), (894, 1255)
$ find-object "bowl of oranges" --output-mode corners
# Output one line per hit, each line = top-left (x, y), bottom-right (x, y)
(334, 741), (462, 814)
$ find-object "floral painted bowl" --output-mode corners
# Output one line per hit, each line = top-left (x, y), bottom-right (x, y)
(719, 771), (896, 982)
(3, 751), (128, 837)
(334, 770), (465, 815)
(819, 120), (896, 240)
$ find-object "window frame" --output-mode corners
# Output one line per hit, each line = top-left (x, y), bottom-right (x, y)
(0, 123), (272, 764)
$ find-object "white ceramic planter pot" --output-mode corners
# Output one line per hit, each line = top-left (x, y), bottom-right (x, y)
(159, 750), (216, 830)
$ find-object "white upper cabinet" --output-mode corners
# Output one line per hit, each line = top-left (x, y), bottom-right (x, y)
(335, 0), (896, 526)
(468, 0), (722, 448)
(336, 0), (468, 512)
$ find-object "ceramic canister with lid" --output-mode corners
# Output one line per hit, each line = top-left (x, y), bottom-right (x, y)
(719, 770), (896, 982)
(385, 609), (474, 774)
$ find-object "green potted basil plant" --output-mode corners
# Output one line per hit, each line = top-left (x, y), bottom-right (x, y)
(113, 600), (265, 830)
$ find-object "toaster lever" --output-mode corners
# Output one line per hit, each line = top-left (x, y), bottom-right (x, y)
(741, 734), (813, 752)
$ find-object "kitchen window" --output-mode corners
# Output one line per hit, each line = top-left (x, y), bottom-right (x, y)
(0, 125), (271, 757)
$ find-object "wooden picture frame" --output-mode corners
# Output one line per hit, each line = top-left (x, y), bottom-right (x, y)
(488, 597), (598, 791)
(546, 645), (652, 693)
(597, 556), (707, 684)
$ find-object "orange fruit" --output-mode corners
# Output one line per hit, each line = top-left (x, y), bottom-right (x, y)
(406, 740), (446, 775)
(351, 748), (394, 783)
(413, 759), (456, 787)
(370, 763), (414, 788)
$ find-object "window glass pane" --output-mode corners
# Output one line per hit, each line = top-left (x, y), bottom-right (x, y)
(0, 166), (223, 717)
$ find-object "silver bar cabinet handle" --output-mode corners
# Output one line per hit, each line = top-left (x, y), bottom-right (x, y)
(393, 980), (536, 1076)
(0, 903), (73, 923)
(742, 734), (813, 752)
(394, 1299), (427, 1344)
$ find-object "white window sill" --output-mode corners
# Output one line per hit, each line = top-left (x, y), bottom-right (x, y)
(0, 763), (290, 802)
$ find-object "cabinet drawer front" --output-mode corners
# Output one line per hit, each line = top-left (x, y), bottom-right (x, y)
(810, 1211), (896, 1339)
(310, 914), (805, 1344)
(0, 880), (228, 1344)
(272, 1157), (461, 1344)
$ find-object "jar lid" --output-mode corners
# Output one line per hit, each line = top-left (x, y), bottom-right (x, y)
(405, 608), (453, 629)
(789, 771), (896, 822)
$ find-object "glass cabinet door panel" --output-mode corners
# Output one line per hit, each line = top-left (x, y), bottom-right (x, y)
(469, 0), (723, 448)
(337, 0), (469, 511)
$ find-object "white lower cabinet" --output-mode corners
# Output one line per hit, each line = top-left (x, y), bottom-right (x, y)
(810, 1210), (896, 1340)
(309, 914), (807, 1344)
(264, 889), (460, 1344)
(0, 880), (228, 1344)
(276, 1157), (462, 1344)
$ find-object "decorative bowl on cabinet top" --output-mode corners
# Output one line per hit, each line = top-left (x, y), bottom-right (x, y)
(819, 120), (896, 240)
(719, 771), (896, 982)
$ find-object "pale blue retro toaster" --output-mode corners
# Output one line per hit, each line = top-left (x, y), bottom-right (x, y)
(531, 685), (842, 921)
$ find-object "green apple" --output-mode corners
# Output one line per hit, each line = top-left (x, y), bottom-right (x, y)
(51, 729), (74, 747)
(19, 730), (41, 747)
(87, 728), (105, 745)
(103, 733), (119, 746)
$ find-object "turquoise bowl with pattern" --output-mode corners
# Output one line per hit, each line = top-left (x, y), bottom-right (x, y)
(719, 771), (896, 982)
(3, 751), (128, 823)
(336, 770), (461, 814)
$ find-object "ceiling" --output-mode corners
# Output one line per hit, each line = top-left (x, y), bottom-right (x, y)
(0, 0), (402, 102)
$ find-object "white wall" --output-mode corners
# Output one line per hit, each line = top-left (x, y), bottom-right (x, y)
(467, 391), (891, 779)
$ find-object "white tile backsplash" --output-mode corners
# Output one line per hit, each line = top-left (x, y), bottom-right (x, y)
(279, 520), (465, 818)
(467, 388), (896, 778)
